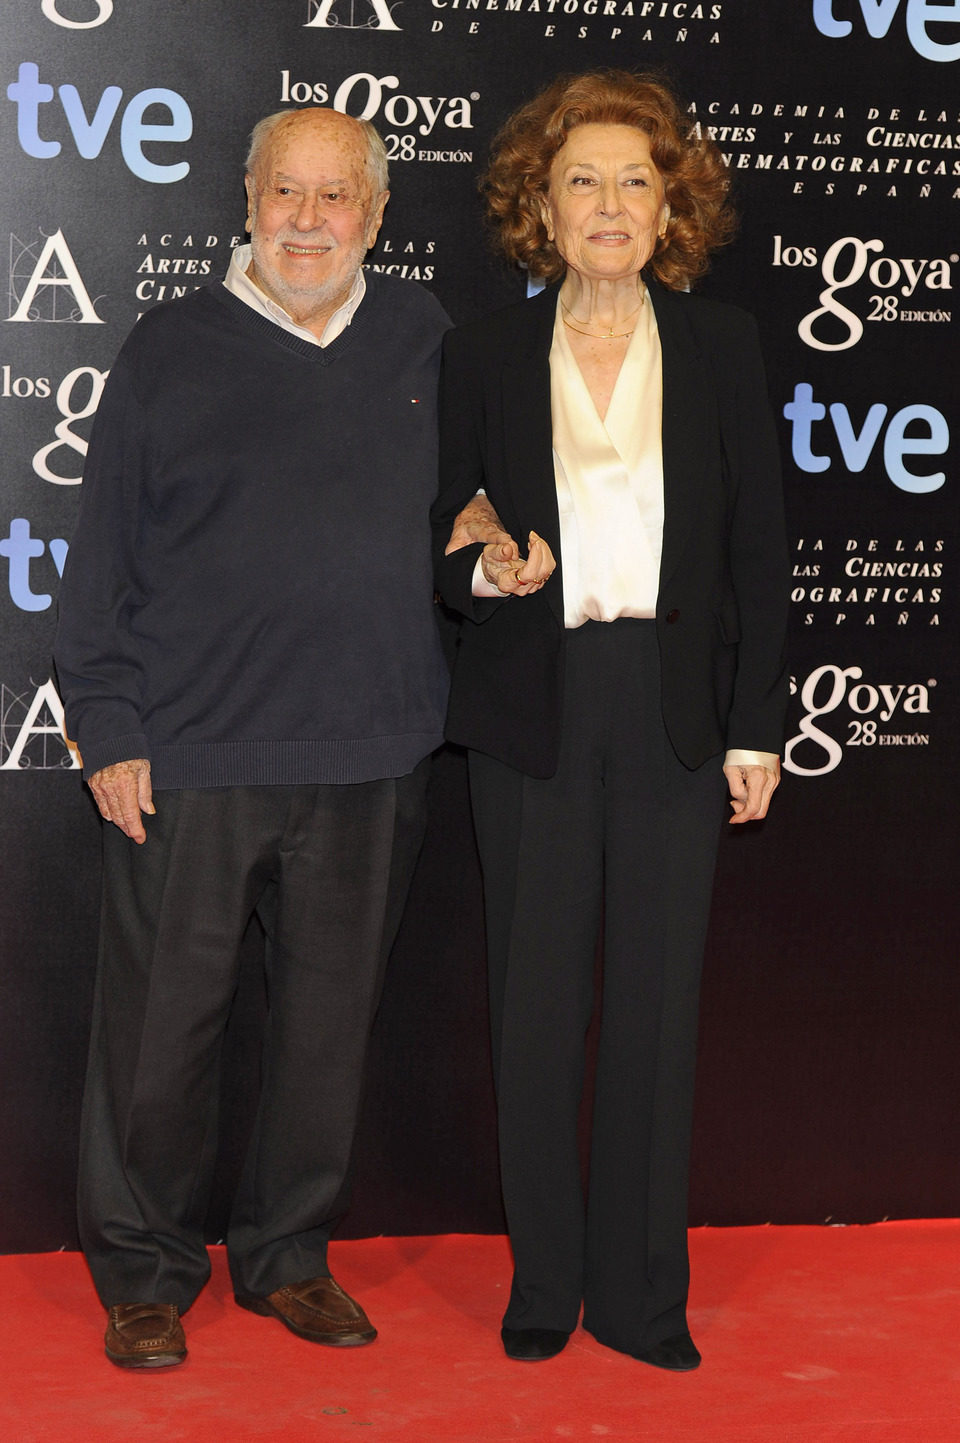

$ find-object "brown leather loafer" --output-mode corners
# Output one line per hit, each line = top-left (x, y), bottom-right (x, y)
(104, 1303), (187, 1369)
(234, 1275), (376, 1346)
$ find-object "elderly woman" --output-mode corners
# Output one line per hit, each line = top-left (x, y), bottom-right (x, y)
(433, 71), (789, 1369)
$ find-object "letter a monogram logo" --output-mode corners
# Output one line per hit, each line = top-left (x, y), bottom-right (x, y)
(7, 230), (105, 324)
(306, 0), (401, 31)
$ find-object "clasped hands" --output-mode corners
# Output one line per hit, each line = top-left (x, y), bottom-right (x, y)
(445, 493), (555, 596)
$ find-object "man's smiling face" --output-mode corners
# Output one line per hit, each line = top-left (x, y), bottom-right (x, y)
(245, 109), (387, 329)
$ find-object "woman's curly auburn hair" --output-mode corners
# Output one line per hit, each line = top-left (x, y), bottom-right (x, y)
(483, 70), (735, 291)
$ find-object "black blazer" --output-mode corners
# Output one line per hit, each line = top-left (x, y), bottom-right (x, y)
(431, 278), (789, 779)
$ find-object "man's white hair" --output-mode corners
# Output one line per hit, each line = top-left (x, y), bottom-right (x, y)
(245, 109), (389, 195)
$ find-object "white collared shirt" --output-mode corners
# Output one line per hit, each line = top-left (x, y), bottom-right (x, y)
(223, 243), (365, 347)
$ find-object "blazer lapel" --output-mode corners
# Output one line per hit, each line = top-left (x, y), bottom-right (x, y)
(647, 280), (715, 591)
(499, 285), (565, 626)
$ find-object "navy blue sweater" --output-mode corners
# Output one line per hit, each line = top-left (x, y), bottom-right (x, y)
(55, 271), (450, 788)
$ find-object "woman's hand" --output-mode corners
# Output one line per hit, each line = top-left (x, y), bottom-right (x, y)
(482, 529), (555, 596)
(723, 760), (780, 824)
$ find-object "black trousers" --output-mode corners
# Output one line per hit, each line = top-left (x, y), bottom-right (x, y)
(78, 764), (429, 1312)
(469, 621), (725, 1355)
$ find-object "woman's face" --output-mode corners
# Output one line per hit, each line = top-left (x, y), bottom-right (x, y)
(540, 123), (669, 284)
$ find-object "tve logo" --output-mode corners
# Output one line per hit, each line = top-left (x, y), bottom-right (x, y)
(812, 0), (960, 62)
(783, 384), (948, 493)
(6, 62), (192, 183)
(0, 518), (68, 612)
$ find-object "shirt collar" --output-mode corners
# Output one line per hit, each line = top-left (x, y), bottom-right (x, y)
(223, 243), (365, 348)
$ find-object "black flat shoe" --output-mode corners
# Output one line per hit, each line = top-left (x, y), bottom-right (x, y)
(635, 1332), (701, 1371)
(501, 1326), (570, 1361)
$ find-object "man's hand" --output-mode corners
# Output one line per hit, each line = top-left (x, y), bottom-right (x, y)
(723, 760), (780, 824)
(446, 493), (514, 554)
(88, 758), (155, 844)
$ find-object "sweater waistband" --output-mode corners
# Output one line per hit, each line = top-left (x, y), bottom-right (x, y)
(148, 733), (443, 789)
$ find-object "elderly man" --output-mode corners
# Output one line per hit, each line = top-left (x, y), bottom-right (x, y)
(54, 108), (450, 1369)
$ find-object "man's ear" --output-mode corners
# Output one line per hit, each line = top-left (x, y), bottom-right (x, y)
(366, 189), (390, 250)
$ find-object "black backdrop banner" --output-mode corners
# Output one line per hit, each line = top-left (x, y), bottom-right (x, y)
(1, 2), (957, 1252)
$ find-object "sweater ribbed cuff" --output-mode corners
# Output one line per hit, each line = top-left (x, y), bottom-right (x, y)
(79, 732), (151, 782)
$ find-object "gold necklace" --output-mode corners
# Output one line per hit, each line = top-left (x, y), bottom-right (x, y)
(560, 287), (645, 341)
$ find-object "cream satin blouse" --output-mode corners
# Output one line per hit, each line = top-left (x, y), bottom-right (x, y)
(550, 292), (663, 627)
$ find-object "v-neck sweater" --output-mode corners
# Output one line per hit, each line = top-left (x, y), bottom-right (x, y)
(55, 271), (451, 787)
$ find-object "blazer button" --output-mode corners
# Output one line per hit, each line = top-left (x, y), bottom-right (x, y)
(665, 608), (680, 624)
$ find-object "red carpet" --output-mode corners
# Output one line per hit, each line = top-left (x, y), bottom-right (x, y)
(2, 1224), (957, 1441)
